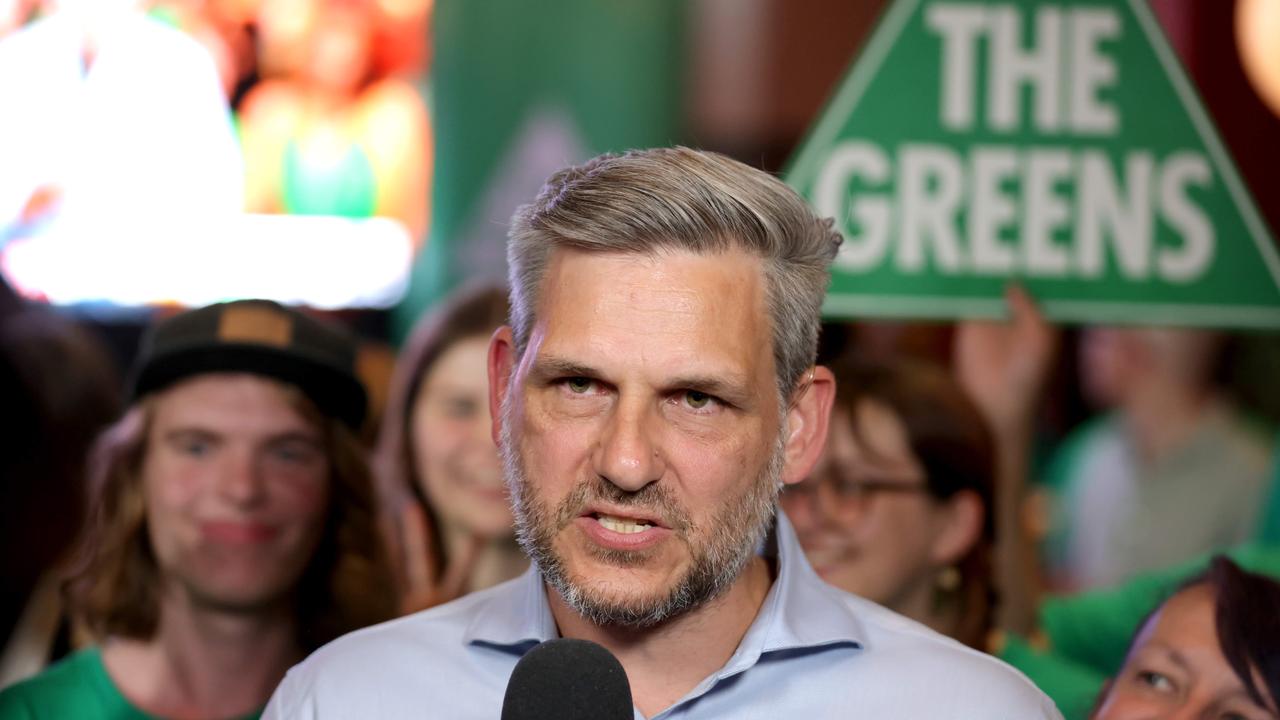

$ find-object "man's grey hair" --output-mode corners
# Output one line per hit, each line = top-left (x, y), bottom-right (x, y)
(507, 146), (842, 397)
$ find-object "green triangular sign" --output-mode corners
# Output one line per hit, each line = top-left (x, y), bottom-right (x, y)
(787, 0), (1280, 328)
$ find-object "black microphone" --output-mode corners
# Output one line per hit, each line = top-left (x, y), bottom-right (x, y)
(500, 638), (633, 720)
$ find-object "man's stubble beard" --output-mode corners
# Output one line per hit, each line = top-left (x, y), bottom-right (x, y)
(500, 392), (785, 630)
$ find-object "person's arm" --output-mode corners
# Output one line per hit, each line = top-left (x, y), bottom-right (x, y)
(955, 285), (1059, 634)
(1038, 543), (1280, 676)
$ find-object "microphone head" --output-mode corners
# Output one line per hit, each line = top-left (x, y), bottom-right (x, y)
(500, 638), (633, 720)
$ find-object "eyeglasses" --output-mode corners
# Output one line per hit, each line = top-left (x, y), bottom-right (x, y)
(782, 469), (931, 523)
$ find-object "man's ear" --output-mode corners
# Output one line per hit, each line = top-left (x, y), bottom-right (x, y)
(780, 365), (835, 486)
(928, 490), (985, 567)
(488, 326), (517, 446)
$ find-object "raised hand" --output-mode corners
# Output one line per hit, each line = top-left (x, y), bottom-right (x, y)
(954, 285), (1059, 633)
(954, 285), (1059, 436)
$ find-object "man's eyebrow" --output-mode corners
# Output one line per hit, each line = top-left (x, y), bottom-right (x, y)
(266, 430), (324, 445)
(528, 356), (601, 381)
(666, 374), (754, 406)
(528, 357), (755, 404)
(164, 427), (219, 441)
(163, 427), (321, 444)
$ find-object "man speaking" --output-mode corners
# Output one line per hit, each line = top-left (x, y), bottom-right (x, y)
(264, 148), (1059, 718)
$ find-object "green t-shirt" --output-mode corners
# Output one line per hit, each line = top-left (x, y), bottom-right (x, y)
(997, 634), (1104, 720)
(0, 648), (261, 720)
(1260, 445), (1280, 545)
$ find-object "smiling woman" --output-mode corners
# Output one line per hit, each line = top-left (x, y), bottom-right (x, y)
(782, 355), (995, 649)
(374, 283), (523, 614)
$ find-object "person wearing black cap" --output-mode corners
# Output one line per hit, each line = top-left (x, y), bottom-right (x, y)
(0, 300), (394, 720)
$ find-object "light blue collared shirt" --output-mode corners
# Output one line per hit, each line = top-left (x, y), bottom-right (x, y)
(264, 512), (1060, 719)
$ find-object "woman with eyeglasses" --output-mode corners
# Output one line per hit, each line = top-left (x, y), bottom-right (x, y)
(781, 356), (997, 649)
(789, 291), (1280, 719)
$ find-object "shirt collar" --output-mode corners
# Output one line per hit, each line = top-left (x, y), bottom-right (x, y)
(461, 561), (556, 653)
(713, 510), (865, 680)
(460, 509), (867, 664)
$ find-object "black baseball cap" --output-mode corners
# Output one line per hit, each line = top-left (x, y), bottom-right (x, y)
(130, 300), (367, 430)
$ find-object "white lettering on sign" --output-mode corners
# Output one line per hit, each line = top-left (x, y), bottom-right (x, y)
(1077, 151), (1152, 279)
(969, 146), (1019, 272)
(989, 5), (1062, 132)
(815, 2), (1217, 284)
(1069, 9), (1120, 133)
(815, 141), (1215, 283)
(816, 143), (891, 269)
(925, 3), (1120, 134)
(1158, 152), (1214, 281)
(927, 4), (986, 130)
(898, 144), (965, 272)
(1022, 149), (1073, 276)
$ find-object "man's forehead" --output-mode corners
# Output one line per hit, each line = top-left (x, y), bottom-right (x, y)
(525, 247), (774, 388)
(538, 245), (766, 308)
(150, 373), (317, 431)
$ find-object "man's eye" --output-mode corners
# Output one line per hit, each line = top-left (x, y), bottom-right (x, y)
(272, 444), (319, 464)
(680, 391), (721, 412)
(180, 439), (211, 457)
(565, 377), (594, 394)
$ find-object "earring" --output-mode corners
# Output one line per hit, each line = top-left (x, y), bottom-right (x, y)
(930, 565), (963, 616)
(936, 566), (961, 593)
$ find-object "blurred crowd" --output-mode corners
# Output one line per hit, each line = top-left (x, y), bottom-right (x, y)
(0, 2), (1277, 719)
(0, 0), (429, 243)
(2, 262), (1277, 718)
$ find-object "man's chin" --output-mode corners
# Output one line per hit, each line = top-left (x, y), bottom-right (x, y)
(554, 581), (691, 629)
(545, 553), (712, 629)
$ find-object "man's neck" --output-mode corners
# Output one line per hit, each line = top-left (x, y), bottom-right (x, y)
(102, 592), (302, 719)
(547, 556), (774, 718)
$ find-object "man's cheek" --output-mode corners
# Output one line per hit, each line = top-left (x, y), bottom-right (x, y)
(522, 421), (594, 478)
(148, 458), (204, 510)
(273, 471), (330, 515)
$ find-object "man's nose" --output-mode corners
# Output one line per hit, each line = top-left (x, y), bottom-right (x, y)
(218, 450), (268, 507)
(593, 397), (665, 492)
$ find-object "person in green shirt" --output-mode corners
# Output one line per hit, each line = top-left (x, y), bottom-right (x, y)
(0, 300), (394, 719)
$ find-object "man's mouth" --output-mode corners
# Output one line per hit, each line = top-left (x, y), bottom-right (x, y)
(574, 507), (671, 550)
(592, 513), (656, 535)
